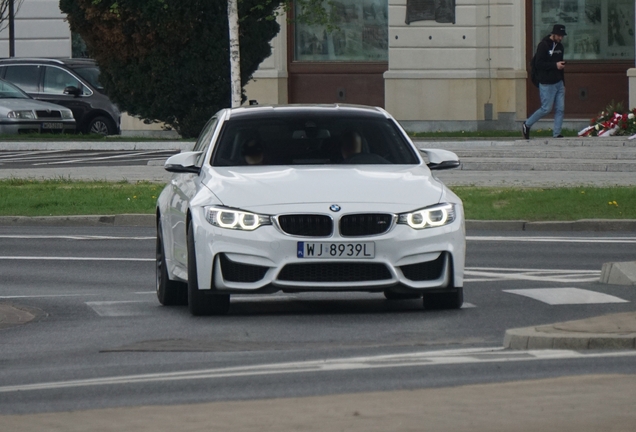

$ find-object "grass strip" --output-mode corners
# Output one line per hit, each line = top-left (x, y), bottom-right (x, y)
(0, 179), (161, 217)
(454, 186), (635, 221)
(0, 179), (634, 220)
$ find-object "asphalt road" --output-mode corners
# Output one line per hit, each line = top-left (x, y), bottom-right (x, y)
(0, 149), (179, 168)
(1, 225), (635, 417)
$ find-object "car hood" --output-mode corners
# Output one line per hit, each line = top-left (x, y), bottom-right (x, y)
(0, 98), (69, 114)
(203, 165), (445, 212)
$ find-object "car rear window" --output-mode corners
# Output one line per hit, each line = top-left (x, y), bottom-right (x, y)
(211, 115), (419, 166)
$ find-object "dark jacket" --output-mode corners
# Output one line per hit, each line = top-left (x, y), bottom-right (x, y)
(535, 35), (565, 85)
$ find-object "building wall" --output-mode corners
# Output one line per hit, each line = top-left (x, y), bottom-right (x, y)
(245, 0), (531, 131)
(0, 0), (71, 57)
(384, 0), (526, 130)
(244, 14), (288, 106)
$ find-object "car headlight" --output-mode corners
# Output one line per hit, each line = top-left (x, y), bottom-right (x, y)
(398, 203), (455, 229)
(204, 207), (271, 231)
(61, 110), (74, 120)
(7, 110), (35, 119)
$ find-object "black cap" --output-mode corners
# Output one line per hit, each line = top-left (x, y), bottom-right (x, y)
(551, 24), (567, 36)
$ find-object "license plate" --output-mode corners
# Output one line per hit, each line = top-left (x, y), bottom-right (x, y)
(297, 242), (375, 259)
(42, 122), (64, 129)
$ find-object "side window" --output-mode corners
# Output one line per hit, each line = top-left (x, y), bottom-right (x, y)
(4, 65), (40, 92)
(193, 117), (219, 166)
(43, 67), (82, 95)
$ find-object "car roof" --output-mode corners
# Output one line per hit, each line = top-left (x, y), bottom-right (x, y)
(224, 104), (392, 121)
(0, 58), (97, 68)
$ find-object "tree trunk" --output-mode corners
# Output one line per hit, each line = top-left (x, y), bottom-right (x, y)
(227, 0), (241, 108)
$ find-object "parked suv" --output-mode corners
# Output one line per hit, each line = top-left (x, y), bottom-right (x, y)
(0, 58), (120, 135)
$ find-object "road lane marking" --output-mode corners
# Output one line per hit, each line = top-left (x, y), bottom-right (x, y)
(87, 301), (153, 317)
(31, 151), (175, 166)
(0, 256), (153, 261)
(0, 294), (99, 299)
(0, 150), (66, 162)
(1, 348), (635, 393)
(467, 236), (636, 244)
(0, 235), (154, 240)
(465, 268), (601, 283)
(503, 288), (629, 305)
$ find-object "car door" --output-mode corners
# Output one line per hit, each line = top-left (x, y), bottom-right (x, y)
(39, 66), (92, 127)
(169, 116), (221, 269)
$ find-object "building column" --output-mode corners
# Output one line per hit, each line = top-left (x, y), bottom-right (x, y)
(629, 69), (636, 110)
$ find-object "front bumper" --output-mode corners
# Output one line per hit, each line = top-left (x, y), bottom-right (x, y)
(190, 209), (465, 294)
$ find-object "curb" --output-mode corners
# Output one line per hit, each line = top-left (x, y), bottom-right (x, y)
(0, 214), (155, 227)
(600, 261), (636, 286)
(0, 141), (194, 151)
(503, 312), (636, 350)
(465, 219), (636, 232)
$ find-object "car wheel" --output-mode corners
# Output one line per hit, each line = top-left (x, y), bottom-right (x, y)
(383, 289), (422, 300)
(156, 220), (188, 306)
(87, 116), (116, 135)
(187, 222), (230, 316)
(422, 288), (463, 310)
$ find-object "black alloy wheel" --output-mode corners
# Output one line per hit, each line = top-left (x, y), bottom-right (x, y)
(87, 115), (116, 135)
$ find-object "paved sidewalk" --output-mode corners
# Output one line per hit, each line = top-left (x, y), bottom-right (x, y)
(2, 374), (636, 431)
(504, 311), (636, 350)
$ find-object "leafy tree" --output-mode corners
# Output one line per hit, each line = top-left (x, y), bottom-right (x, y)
(60, 0), (281, 137)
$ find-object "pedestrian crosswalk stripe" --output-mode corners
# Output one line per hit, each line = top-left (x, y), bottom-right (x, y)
(502, 288), (629, 305)
(465, 267), (600, 283)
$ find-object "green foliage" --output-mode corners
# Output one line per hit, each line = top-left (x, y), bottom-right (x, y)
(60, 0), (281, 138)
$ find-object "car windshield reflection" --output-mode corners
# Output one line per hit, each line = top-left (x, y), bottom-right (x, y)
(0, 80), (30, 99)
(212, 115), (419, 166)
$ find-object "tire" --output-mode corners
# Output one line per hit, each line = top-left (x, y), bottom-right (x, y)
(383, 289), (422, 300)
(156, 220), (188, 306)
(422, 288), (463, 310)
(86, 115), (116, 135)
(187, 223), (230, 316)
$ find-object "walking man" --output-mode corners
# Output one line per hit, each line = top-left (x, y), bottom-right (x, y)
(523, 24), (567, 139)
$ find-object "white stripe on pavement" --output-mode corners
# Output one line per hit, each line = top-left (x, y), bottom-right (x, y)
(0, 256), (153, 261)
(0, 235), (154, 240)
(465, 268), (601, 283)
(32, 150), (174, 166)
(467, 236), (636, 244)
(1, 348), (635, 393)
(503, 288), (629, 305)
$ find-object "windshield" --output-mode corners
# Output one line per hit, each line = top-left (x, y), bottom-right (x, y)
(72, 66), (103, 90)
(0, 79), (30, 99)
(211, 115), (419, 167)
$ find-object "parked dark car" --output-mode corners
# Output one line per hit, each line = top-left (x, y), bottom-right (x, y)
(0, 58), (120, 135)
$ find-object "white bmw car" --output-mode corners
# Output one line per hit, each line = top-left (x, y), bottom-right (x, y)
(156, 105), (465, 315)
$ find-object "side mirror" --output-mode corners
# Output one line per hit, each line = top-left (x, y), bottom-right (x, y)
(419, 149), (461, 171)
(64, 86), (81, 97)
(164, 151), (203, 174)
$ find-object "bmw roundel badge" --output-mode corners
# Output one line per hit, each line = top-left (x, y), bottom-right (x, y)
(329, 204), (341, 212)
